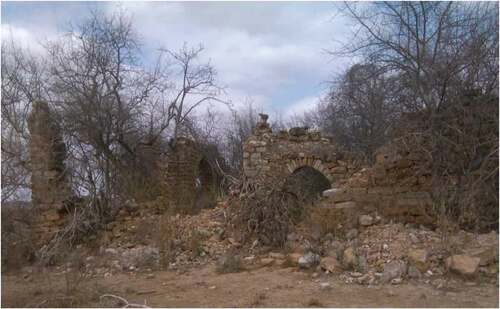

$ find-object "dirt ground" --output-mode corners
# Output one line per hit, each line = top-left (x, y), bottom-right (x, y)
(2, 263), (498, 308)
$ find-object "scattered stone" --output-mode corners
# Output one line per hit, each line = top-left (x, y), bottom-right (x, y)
(342, 247), (357, 269)
(311, 225), (322, 241)
(381, 260), (407, 283)
(359, 215), (374, 226)
(269, 252), (285, 259)
(228, 238), (241, 247)
(408, 233), (419, 244)
(431, 278), (446, 289)
(465, 246), (498, 266)
(391, 278), (403, 285)
(312, 272), (319, 279)
(356, 273), (374, 285)
(120, 246), (159, 269)
(287, 253), (303, 266)
(408, 265), (422, 279)
(298, 252), (320, 269)
(208, 286), (216, 290)
(146, 273), (155, 279)
(319, 282), (331, 290)
(358, 255), (369, 273)
(287, 233), (298, 242)
(408, 249), (429, 272)
(323, 233), (334, 242)
(105, 248), (119, 255)
(320, 256), (341, 273)
(260, 258), (275, 267)
(251, 239), (259, 249)
(446, 255), (480, 275)
(346, 229), (358, 240)
(350, 272), (363, 278)
(322, 188), (341, 198)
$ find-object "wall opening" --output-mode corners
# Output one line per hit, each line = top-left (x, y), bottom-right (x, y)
(194, 158), (217, 212)
(283, 166), (331, 203)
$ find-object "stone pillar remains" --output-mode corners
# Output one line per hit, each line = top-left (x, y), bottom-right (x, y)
(28, 101), (71, 245)
(161, 137), (217, 214)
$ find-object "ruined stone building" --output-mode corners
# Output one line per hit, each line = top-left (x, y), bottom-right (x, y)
(242, 114), (356, 200)
(28, 102), (220, 247)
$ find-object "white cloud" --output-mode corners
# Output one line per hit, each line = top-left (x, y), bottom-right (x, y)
(283, 95), (321, 119)
(2, 2), (353, 115)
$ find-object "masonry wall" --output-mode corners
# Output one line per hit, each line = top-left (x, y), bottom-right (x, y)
(161, 138), (217, 214)
(242, 116), (357, 187)
(323, 138), (436, 225)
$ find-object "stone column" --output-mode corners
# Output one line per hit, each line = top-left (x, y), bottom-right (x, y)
(28, 101), (70, 245)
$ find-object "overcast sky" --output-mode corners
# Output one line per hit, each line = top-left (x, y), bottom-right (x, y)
(1, 1), (355, 118)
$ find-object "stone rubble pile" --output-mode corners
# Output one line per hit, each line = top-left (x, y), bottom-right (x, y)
(282, 213), (498, 286)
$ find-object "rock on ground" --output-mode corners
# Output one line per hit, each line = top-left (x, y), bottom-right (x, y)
(359, 215), (373, 227)
(298, 252), (320, 269)
(407, 249), (428, 272)
(381, 260), (407, 283)
(446, 255), (480, 275)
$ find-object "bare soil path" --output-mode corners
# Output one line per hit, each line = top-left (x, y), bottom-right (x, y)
(2, 263), (498, 308)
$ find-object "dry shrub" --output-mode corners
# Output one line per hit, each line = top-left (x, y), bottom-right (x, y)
(37, 197), (110, 265)
(230, 179), (304, 247)
(1, 202), (36, 271)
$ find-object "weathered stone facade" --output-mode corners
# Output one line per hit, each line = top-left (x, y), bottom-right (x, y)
(161, 137), (218, 214)
(243, 114), (355, 187)
(28, 101), (71, 245)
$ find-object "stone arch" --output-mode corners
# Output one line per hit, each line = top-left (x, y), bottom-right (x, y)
(193, 157), (217, 211)
(242, 114), (354, 188)
(283, 165), (331, 202)
(285, 158), (333, 183)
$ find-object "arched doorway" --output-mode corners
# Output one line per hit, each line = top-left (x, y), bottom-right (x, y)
(193, 158), (217, 212)
(282, 165), (331, 203)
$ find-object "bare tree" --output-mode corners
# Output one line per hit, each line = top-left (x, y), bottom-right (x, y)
(42, 9), (226, 204)
(1, 39), (48, 202)
(333, 1), (499, 230)
(336, 2), (498, 111)
(315, 63), (402, 161)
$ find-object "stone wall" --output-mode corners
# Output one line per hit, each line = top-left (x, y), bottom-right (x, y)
(28, 101), (71, 245)
(322, 138), (436, 225)
(242, 114), (356, 187)
(160, 137), (218, 214)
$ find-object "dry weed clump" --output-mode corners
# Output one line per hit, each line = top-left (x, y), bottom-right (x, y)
(1, 203), (36, 271)
(157, 212), (182, 269)
(230, 179), (305, 248)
